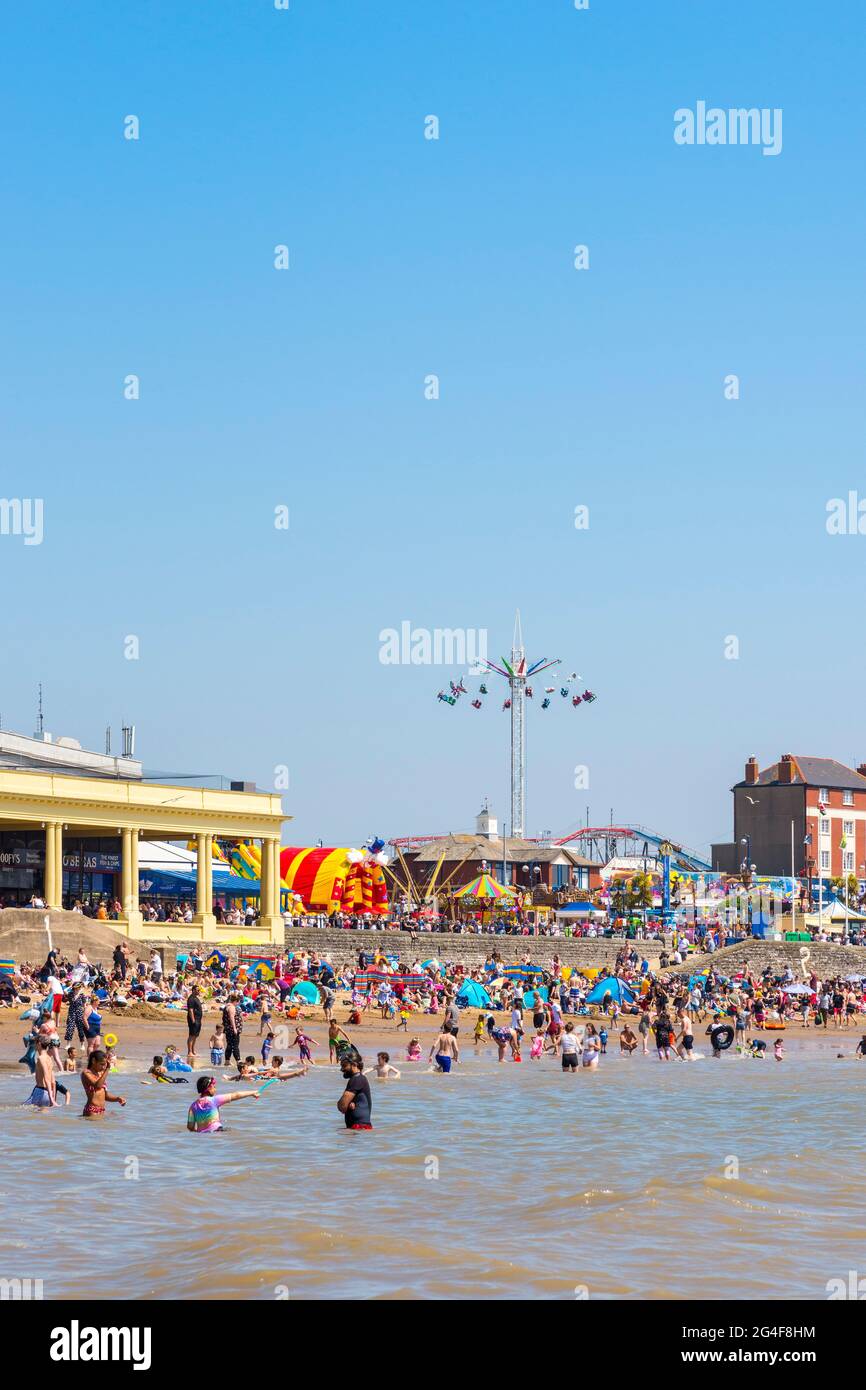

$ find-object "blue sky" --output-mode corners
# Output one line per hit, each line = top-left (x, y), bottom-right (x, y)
(1, 1), (864, 856)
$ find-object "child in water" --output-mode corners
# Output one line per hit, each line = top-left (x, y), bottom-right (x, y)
(293, 1027), (316, 1065)
(774, 1038), (784, 1061)
(225, 1056), (257, 1081)
(406, 1037), (422, 1062)
(365, 1051), (401, 1080)
(530, 1030), (546, 1059)
(473, 1014), (486, 1048)
(599, 1027), (609, 1055)
(148, 1054), (189, 1084)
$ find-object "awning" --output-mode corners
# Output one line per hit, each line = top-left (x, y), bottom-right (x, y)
(137, 867), (262, 898)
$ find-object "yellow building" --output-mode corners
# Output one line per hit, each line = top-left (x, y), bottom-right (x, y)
(0, 764), (287, 945)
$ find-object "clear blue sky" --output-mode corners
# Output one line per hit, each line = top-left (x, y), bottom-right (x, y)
(1, 1), (864, 855)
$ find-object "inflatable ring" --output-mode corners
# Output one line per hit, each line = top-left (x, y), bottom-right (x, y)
(710, 1024), (734, 1051)
(104, 1032), (118, 1048)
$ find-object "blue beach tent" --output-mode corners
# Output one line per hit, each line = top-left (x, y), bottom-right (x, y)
(585, 976), (636, 1006)
(455, 979), (492, 1009)
(290, 981), (320, 1004)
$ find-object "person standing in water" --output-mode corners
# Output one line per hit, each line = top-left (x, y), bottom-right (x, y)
(337, 1054), (373, 1130)
(187, 1075), (260, 1132)
(25, 1037), (64, 1107)
(81, 1051), (125, 1117)
(675, 1008), (694, 1060)
(429, 1027), (460, 1073)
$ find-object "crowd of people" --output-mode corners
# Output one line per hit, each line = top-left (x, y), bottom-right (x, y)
(6, 934), (866, 1116)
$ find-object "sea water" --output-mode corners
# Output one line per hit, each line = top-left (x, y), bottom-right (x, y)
(0, 1038), (862, 1300)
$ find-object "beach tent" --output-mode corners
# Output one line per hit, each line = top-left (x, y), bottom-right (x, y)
(585, 976), (636, 1005)
(290, 981), (320, 1004)
(522, 986), (549, 1007)
(456, 979), (492, 1009)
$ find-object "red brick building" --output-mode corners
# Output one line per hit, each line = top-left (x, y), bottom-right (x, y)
(713, 754), (866, 880)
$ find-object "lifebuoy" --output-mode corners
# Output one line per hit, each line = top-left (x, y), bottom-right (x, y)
(710, 1024), (734, 1051)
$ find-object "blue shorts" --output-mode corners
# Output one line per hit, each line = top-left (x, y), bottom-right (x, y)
(26, 1087), (53, 1107)
(435, 1054), (452, 1073)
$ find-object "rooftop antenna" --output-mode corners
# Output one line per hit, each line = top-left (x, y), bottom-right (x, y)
(121, 723), (136, 758)
(105, 725), (112, 755)
(35, 684), (44, 738)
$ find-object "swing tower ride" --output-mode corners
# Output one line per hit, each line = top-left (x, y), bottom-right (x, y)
(481, 611), (563, 840)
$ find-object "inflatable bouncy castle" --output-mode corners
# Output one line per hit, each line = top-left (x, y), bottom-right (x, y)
(227, 841), (389, 917)
(280, 847), (389, 916)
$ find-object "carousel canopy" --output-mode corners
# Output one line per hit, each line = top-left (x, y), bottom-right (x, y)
(455, 872), (516, 900)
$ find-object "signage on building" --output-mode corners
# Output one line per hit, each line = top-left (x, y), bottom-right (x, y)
(63, 851), (121, 872)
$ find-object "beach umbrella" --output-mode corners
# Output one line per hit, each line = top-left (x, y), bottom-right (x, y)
(455, 872), (516, 900)
(782, 983), (811, 994)
(421, 959), (440, 970)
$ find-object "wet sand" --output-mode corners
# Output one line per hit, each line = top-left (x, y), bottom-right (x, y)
(0, 999), (859, 1071)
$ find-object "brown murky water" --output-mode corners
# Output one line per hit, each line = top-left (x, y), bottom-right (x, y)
(0, 1037), (862, 1299)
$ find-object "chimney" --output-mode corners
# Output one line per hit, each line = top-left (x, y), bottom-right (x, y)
(745, 756), (759, 785)
(858, 764), (866, 779)
(779, 753), (795, 784)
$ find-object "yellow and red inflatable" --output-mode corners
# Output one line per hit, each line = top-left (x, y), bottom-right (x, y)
(228, 842), (388, 916)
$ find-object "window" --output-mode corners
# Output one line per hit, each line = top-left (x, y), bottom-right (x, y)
(820, 818), (830, 835)
(844, 852), (855, 872)
(843, 790), (854, 806)
(819, 788), (830, 804)
(821, 850), (830, 870)
(844, 820), (854, 837)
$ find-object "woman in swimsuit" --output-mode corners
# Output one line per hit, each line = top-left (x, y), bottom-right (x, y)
(81, 1050), (126, 1117)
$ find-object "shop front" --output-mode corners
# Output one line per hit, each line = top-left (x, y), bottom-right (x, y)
(0, 831), (44, 905)
(62, 838), (121, 907)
